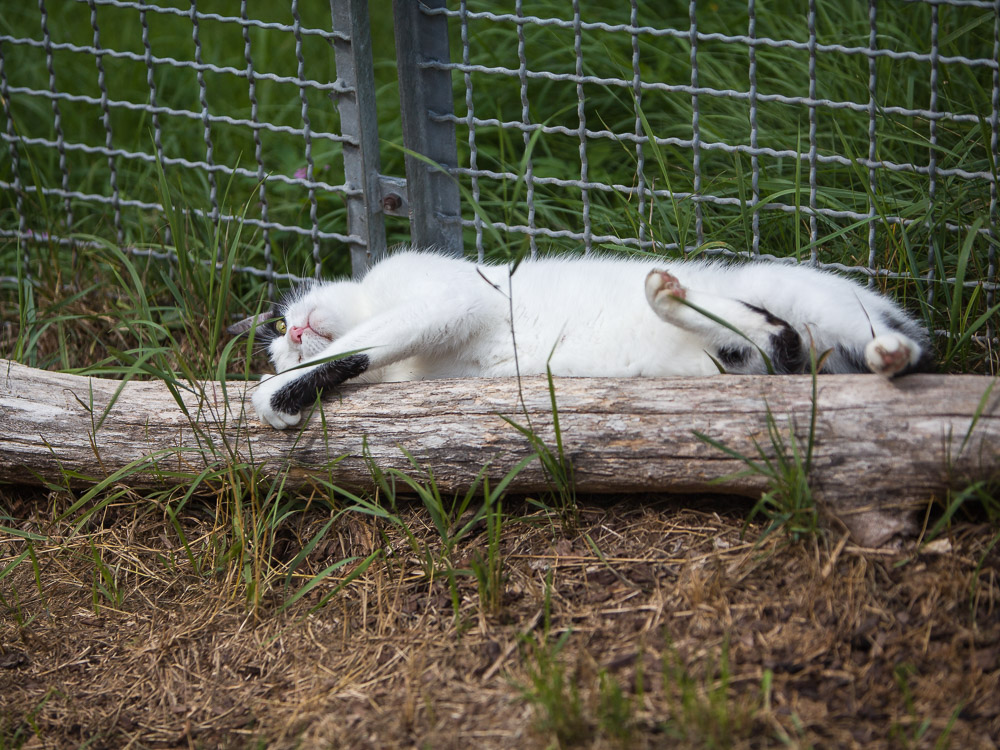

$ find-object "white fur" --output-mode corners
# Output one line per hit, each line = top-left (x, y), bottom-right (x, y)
(250, 250), (927, 428)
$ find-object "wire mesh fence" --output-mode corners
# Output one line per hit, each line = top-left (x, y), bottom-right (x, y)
(0, 0), (386, 290)
(432, 0), (998, 298)
(2, 0), (998, 312)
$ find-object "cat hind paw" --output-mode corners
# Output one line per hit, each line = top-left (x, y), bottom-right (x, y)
(864, 333), (919, 377)
(645, 269), (687, 321)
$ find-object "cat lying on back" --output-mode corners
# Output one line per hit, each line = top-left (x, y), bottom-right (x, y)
(229, 249), (932, 430)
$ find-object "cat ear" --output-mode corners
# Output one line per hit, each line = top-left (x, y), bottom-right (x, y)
(227, 309), (276, 337)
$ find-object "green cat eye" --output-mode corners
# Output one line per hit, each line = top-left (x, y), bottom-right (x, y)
(274, 319), (287, 335)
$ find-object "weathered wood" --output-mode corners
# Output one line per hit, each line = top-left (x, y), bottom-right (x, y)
(1, 359), (997, 545)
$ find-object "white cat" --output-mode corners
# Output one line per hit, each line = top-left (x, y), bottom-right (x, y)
(228, 250), (931, 430)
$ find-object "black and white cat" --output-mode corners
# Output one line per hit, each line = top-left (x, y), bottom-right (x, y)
(229, 249), (932, 430)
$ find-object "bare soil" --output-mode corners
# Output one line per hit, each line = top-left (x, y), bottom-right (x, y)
(1, 492), (998, 749)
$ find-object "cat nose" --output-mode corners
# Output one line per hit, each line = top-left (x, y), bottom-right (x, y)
(288, 325), (306, 344)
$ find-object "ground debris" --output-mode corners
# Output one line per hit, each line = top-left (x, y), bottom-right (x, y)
(1, 494), (998, 749)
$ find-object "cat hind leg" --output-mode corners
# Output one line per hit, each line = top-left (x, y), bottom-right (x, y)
(645, 269), (805, 373)
(645, 269), (761, 334)
(644, 268), (687, 307)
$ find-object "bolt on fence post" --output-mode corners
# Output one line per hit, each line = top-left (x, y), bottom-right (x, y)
(392, 0), (463, 257)
(331, 0), (389, 277)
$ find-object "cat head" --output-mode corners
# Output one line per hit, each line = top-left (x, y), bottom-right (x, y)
(228, 281), (363, 373)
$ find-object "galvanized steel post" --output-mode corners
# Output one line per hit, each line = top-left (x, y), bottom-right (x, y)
(392, 0), (463, 256)
(331, 0), (389, 276)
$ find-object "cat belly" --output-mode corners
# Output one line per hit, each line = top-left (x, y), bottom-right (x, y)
(462, 319), (721, 379)
(372, 356), (491, 382)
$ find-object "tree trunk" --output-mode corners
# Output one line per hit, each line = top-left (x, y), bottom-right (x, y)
(1, 359), (997, 546)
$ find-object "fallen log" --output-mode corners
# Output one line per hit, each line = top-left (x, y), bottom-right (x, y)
(1, 359), (997, 546)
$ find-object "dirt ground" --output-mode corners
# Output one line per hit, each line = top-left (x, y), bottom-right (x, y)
(1, 491), (998, 749)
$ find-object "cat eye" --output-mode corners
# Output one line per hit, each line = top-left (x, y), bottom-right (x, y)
(274, 319), (287, 335)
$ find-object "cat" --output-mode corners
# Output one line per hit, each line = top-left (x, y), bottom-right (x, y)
(228, 249), (932, 430)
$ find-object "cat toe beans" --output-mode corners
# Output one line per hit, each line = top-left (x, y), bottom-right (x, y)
(645, 269), (686, 301)
(864, 333), (918, 377)
(645, 269), (687, 322)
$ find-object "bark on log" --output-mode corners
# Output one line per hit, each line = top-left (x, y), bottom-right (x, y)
(1, 359), (997, 546)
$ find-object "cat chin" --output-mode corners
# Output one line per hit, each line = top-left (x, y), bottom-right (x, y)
(267, 345), (302, 374)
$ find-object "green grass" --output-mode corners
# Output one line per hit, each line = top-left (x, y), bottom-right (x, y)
(695, 347), (825, 543)
(659, 637), (761, 747)
(517, 630), (769, 748)
(518, 631), (591, 746)
(503, 363), (579, 533)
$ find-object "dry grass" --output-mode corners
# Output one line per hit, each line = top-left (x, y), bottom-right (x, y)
(2, 490), (998, 749)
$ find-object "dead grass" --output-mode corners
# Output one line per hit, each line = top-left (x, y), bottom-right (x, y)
(1, 491), (998, 749)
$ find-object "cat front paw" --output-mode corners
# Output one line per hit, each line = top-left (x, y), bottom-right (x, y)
(645, 269), (687, 322)
(864, 333), (919, 377)
(251, 372), (302, 429)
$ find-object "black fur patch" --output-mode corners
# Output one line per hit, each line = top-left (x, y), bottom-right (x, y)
(716, 345), (751, 369)
(834, 344), (870, 374)
(898, 346), (936, 375)
(742, 303), (806, 374)
(270, 354), (370, 415)
(882, 312), (911, 335)
(742, 303), (786, 328)
(770, 325), (806, 374)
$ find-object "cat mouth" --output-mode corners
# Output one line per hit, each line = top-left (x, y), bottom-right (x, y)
(289, 312), (333, 346)
(294, 323), (333, 357)
(300, 327), (332, 345)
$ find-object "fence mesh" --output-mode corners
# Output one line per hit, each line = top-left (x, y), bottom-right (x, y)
(2, 0), (998, 314)
(436, 0), (998, 301)
(0, 0), (382, 289)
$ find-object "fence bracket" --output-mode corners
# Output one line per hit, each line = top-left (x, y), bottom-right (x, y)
(378, 175), (409, 218)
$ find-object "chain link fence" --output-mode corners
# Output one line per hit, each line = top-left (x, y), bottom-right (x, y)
(2, 0), (998, 308)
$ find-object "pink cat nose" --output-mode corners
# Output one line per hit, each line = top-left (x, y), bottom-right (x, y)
(288, 325), (306, 344)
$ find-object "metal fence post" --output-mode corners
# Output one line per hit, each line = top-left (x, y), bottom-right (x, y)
(331, 0), (388, 276)
(392, 0), (463, 256)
